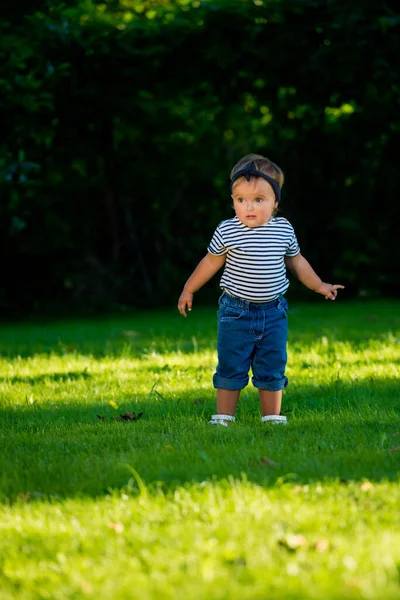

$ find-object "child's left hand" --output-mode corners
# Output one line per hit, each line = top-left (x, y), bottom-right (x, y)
(316, 282), (345, 300)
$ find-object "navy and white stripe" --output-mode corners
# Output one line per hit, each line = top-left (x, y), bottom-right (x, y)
(208, 216), (300, 302)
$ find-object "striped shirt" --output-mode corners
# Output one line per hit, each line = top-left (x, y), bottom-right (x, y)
(208, 216), (300, 302)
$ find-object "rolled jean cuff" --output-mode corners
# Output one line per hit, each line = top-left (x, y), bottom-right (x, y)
(251, 376), (288, 391)
(213, 373), (249, 390)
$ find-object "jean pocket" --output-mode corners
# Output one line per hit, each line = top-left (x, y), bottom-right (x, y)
(218, 292), (226, 305)
(219, 306), (245, 322)
(276, 296), (288, 317)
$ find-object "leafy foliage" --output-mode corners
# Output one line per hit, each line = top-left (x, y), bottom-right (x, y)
(1, 0), (399, 313)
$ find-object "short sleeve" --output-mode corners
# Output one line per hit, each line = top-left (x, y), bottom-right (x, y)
(207, 225), (228, 256)
(285, 230), (300, 257)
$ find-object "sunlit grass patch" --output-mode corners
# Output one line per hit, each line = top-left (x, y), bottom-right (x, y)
(1, 479), (400, 599)
(0, 300), (399, 599)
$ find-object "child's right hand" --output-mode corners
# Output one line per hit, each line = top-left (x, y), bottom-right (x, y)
(316, 282), (345, 300)
(178, 290), (194, 317)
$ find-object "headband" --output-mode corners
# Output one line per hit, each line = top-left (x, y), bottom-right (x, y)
(230, 163), (281, 203)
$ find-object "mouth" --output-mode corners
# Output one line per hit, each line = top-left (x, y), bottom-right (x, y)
(246, 215), (256, 219)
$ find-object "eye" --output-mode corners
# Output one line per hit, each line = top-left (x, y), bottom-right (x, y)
(255, 197), (264, 203)
(237, 198), (245, 203)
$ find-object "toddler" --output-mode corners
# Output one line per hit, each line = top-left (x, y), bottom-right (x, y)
(178, 154), (344, 426)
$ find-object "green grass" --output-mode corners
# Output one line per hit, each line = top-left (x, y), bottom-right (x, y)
(0, 300), (399, 599)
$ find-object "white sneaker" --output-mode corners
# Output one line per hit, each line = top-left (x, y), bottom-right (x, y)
(262, 415), (287, 425)
(209, 414), (236, 427)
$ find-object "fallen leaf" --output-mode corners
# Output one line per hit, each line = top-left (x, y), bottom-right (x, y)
(123, 411), (143, 421)
(360, 481), (374, 492)
(193, 398), (205, 405)
(108, 522), (124, 533)
(391, 432), (400, 437)
(114, 412), (143, 422)
(16, 492), (31, 503)
(109, 400), (119, 410)
(360, 482), (374, 491)
(278, 534), (307, 551)
(388, 446), (400, 452)
(80, 580), (93, 595)
(97, 414), (105, 420)
(314, 539), (329, 552)
(260, 456), (280, 468)
(346, 577), (362, 588)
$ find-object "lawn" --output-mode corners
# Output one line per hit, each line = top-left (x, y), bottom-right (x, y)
(0, 300), (399, 599)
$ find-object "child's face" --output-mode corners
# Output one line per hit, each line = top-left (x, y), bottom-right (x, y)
(231, 177), (278, 227)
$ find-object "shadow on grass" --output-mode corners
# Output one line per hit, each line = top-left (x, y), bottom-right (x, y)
(1, 378), (399, 504)
(0, 301), (399, 360)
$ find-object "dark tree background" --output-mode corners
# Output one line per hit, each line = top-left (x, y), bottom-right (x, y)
(1, 0), (399, 315)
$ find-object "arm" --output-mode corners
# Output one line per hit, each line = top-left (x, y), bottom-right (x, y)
(285, 253), (344, 300)
(178, 252), (226, 316)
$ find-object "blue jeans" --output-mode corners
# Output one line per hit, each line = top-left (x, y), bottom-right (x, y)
(213, 291), (289, 391)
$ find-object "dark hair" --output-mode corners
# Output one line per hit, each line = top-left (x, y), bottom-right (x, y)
(230, 154), (284, 190)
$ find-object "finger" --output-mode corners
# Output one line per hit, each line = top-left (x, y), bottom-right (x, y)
(333, 285), (345, 290)
(178, 302), (186, 317)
